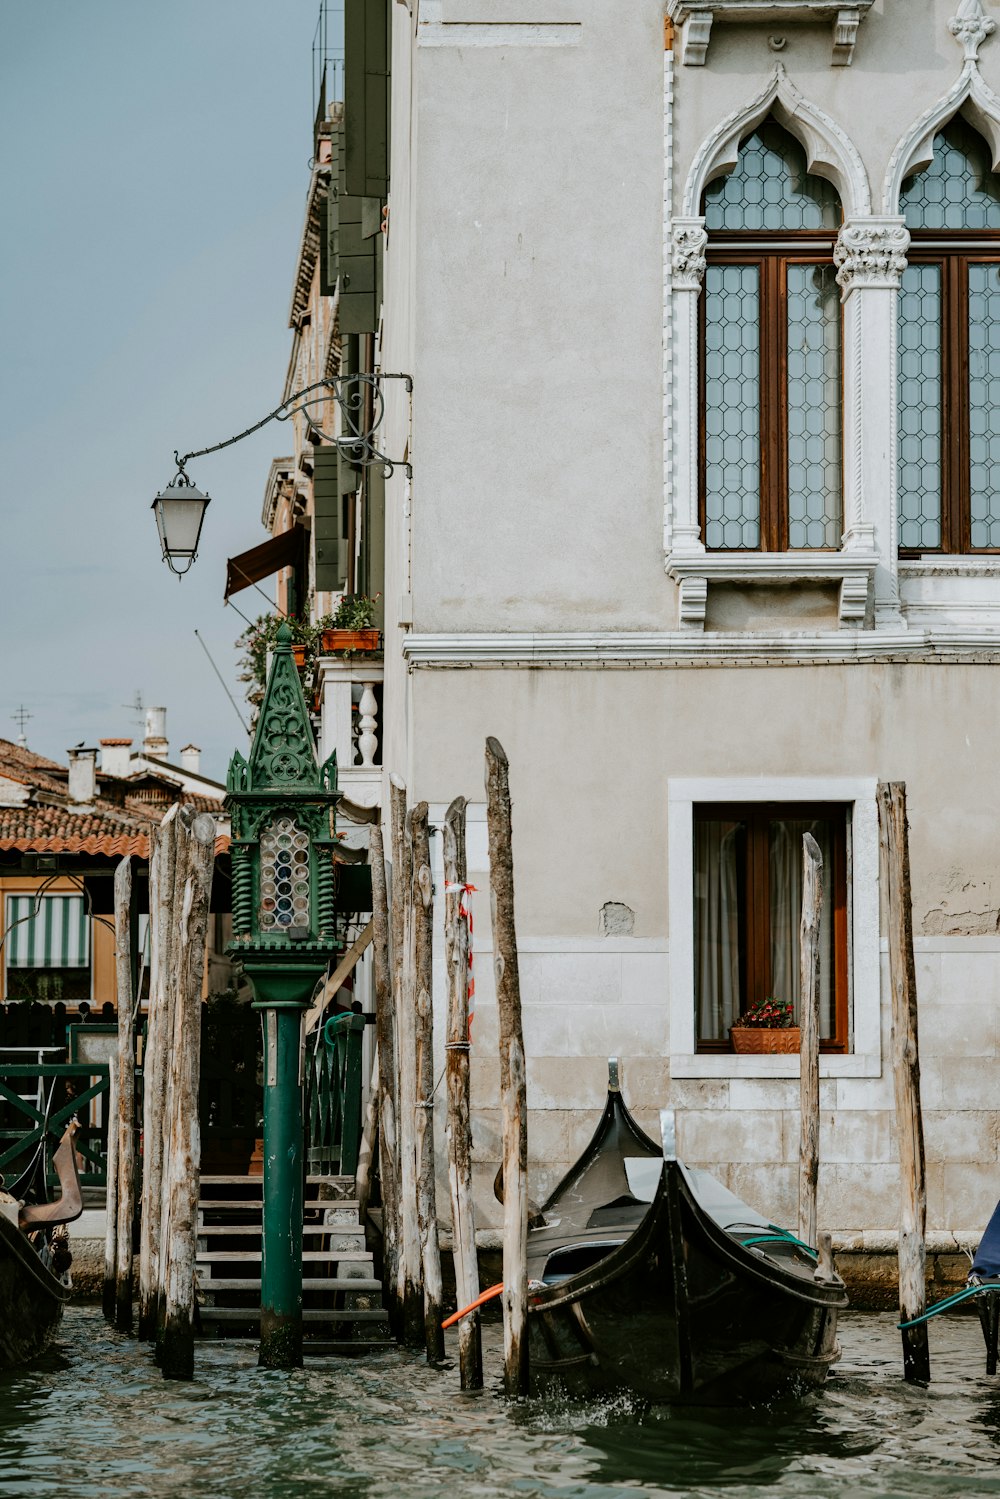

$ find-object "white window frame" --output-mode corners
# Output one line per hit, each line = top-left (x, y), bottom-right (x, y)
(668, 775), (881, 1078)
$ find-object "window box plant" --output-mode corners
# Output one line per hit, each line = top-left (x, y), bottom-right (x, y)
(320, 594), (381, 654)
(729, 997), (800, 1054)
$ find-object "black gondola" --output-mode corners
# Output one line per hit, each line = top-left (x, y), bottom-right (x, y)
(526, 1062), (847, 1404)
(0, 1122), (82, 1369)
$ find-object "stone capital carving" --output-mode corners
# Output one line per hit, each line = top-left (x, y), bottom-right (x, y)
(949, 0), (996, 63)
(834, 219), (910, 294)
(671, 219), (709, 290)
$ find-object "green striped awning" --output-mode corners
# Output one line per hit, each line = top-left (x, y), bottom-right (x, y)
(6, 895), (90, 969)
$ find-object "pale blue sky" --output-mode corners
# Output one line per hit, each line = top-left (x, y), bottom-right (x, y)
(0, 0), (328, 780)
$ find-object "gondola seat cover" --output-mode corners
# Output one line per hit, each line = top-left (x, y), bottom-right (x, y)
(972, 1198), (1000, 1278)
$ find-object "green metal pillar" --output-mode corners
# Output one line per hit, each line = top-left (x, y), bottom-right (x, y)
(224, 621), (342, 1372)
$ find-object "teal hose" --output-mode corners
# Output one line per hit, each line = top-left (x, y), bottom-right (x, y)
(740, 1231), (819, 1259)
(898, 1283), (1000, 1329)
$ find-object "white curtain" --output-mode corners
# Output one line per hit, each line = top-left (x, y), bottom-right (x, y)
(694, 820), (742, 1040)
(768, 819), (835, 1034)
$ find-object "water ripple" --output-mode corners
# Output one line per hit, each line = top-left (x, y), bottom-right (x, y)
(1, 1310), (1000, 1497)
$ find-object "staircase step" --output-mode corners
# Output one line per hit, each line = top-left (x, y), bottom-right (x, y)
(196, 1223), (358, 1237)
(198, 1277), (382, 1292)
(196, 1251), (372, 1263)
(199, 1307), (389, 1323)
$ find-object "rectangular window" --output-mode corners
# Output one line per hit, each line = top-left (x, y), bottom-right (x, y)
(693, 804), (849, 1053)
(701, 253), (842, 552)
(5, 895), (91, 1004)
(898, 253), (1000, 553)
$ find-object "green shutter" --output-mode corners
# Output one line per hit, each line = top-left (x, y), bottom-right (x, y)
(314, 445), (349, 592)
(345, 0), (389, 200)
(338, 184), (377, 334)
(319, 133), (341, 297)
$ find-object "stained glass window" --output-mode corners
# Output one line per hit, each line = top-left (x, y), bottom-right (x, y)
(897, 116), (1000, 553)
(702, 119), (842, 552)
(259, 816), (311, 931)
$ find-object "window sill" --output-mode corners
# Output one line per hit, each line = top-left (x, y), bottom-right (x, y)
(667, 1), (873, 67)
(666, 549), (879, 628)
(671, 1050), (881, 1079)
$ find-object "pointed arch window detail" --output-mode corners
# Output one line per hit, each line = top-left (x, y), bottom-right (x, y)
(898, 116), (1000, 553)
(701, 121), (844, 553)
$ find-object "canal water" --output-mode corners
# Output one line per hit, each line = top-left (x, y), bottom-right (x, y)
(2, 1309), (1000, 1499)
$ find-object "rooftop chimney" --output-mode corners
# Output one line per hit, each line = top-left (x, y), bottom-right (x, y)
(144, 707), (168, 761)
(68, 747), (98, 805)
(100, 738), (133, 778)
(180, 743), (201, 775)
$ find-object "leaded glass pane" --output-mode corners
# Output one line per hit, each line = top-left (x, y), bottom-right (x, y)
(786, 264), (842, 547)
(901, 116), (1000, 231)
(968, 262), (1000, 547)
(897, 264), (942, 550)
(259, 815), (311, 931)
(704, 264), (760, 549)
(704, 120), (841, 233)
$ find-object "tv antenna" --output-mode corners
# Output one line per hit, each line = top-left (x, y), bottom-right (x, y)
(11, 706), (32, 747)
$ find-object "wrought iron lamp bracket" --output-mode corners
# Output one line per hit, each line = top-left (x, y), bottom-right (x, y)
(173, 371), (413, 482)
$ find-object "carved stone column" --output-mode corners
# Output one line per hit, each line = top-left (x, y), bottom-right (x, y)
(835, 217), (911, 628)
(670, 217), (709, 627)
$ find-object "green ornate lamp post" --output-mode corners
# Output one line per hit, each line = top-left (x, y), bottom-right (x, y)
(226, 621), (341, 1368)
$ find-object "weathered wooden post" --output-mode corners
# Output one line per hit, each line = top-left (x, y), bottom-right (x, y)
(102, 1057), (119, 1325)
(224, 622), (343, 1369)
(443, 795), (483, 1390)
(160, 809), (215, 1381)
(113, 854), (137, 1333)
(369, 818), (401, 1336)
(138, 808), (176, 1342)
(878, 780), (930, 1384)
(411, 802), (445, 1363)
(390, 774), (424, 1346)
(485, 737), (528, 1399)
(798, 832), (823, 1250)
(156, 807), (189, 1350)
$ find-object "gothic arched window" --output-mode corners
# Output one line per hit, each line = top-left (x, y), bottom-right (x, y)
(898, 115), (1000, 554)
(700, 120), (843, 552)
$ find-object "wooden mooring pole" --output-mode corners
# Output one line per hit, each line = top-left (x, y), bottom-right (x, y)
(160, 809), (215, 1381)
(485, 737), (528, 1399)
(113, 854), (137, 1333)
(412, 802), (445, 1363)
(798, 832), (823, 1251)
(443, 796), (483, 1391)
(369, 817), (401, 1337)
(878, 780), (930, 1384)
(390, 775), (424, 1347)
(102, 1052), (119, 1325)
(138, 808), (176, 1342)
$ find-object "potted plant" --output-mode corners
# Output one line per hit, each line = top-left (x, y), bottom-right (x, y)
(320, 594), (381, 654)
(730, 997), (801, 1054)
(236, 612), (323, 713)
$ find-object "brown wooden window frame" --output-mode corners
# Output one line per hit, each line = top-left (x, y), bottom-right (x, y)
(699, 231), (843, 553)
(693, 800), (850, 1055)
(901, 238), (1000, 557)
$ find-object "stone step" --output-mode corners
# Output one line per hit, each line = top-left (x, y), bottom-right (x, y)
(199, 1277), (382, 1293)
(199, 1306), (389, 1324)
(196, 1250), (372, 1263)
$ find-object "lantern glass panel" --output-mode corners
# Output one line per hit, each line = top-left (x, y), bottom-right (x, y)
(259, 816), (311, 931)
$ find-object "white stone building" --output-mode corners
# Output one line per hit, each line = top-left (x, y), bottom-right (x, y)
(267, 0), (1000, 1251)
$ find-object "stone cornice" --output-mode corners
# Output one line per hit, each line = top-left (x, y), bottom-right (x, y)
(401, 629), (1000, 668)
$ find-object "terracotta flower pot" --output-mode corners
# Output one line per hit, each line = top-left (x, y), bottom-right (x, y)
(291, 643), (307, 667)
(320, 627), (380, 653)
(730, 1025), (801, 1055)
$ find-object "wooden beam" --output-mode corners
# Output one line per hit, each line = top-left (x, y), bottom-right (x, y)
(303, 921), (374, 1034)
(114, 855), (136, 1334)
(412, 801), (444, 1363)
(878, 780), (930, 1384)
(798, 832), (823, 1250)
(486, 737), (529, 1399)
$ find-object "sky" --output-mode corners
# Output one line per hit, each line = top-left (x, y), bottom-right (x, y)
(0, 0), (331, 782)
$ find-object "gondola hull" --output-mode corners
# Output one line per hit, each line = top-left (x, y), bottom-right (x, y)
(525, 1090), (847, 1405)
(0, 1210), (72, 1369)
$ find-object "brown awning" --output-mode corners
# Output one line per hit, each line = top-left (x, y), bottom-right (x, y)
(224, 524), (307, 599)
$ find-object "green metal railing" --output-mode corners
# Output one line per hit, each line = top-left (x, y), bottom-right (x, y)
(304, 1011), (366, 1179)
(0, 1062), (111, 1191)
